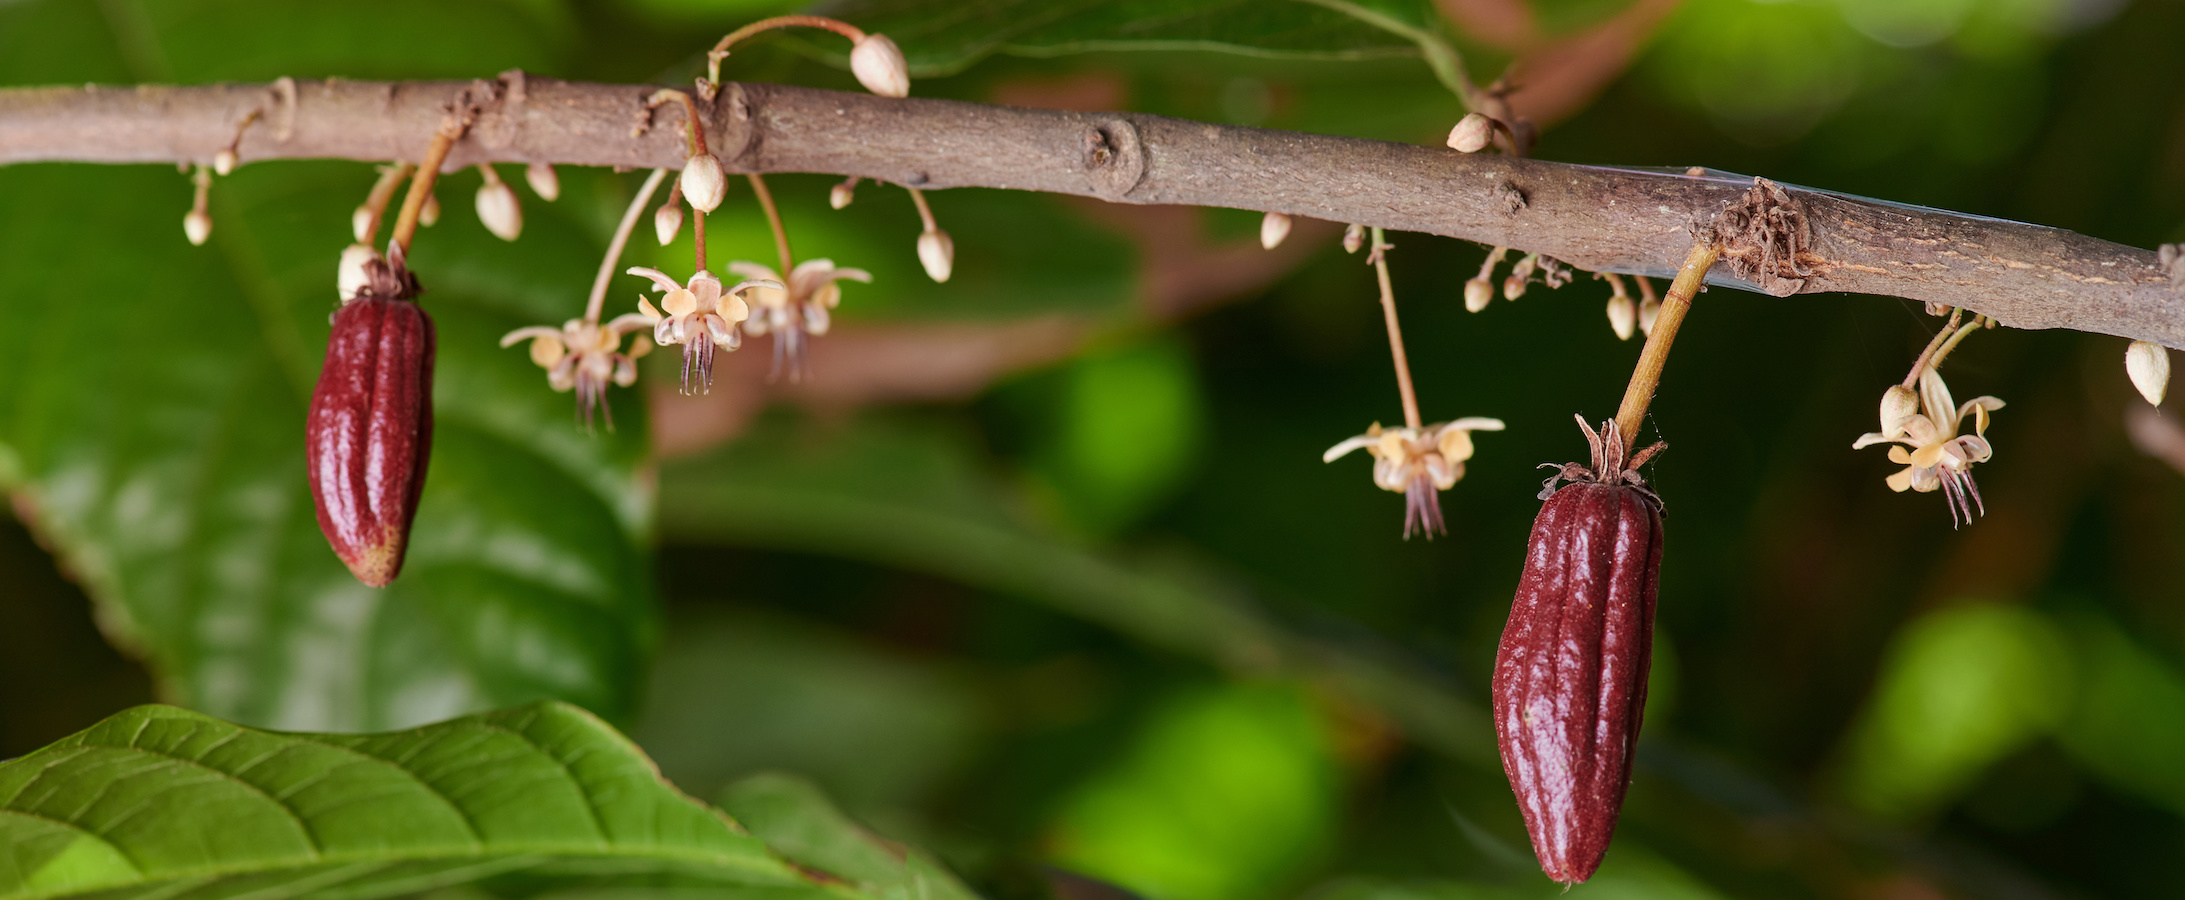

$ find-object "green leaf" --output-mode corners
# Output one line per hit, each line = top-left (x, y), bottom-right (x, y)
(0, 702), (830, 900)
(809, 0), (1472, 96)
(718, 773), (977, 900)
(0, 1), (659, 731)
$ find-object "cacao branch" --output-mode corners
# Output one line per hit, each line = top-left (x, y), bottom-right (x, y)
(3, 77), (2181, 346)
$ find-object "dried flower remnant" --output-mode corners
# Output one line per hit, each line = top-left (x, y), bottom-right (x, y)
(501, 316), (655, 427)
(1853, 366), (2004, 527)
(728, 258), (871, 381)
(627, 266), (775, 393)
(1324, 418), (1505, 538)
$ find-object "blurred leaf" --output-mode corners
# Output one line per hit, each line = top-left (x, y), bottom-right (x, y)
(632, 610), (987, 811)
(719, 772), (979, 900)
(0, 702), (828, 900)
(1834, 603), (2072, 820)
(810, 0), (1471, 96)
(1046, 682), (1337, 900)
(656, 413), (1497, 764)
(0, 0), (659, 730)
(1025, 336), (1206, 536)
(2055, 617), (2185, 816)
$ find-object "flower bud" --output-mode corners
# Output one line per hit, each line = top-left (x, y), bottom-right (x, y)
(850, 33), (911, 98)
(1342, 223), (1365, 254)
(917, 229), (954, 283)
(420, 192), (441, 227)
(2127, 340), (2170, 407)
(1447, 113), (1494, 153)
(352, 205), (374, 242)
(307, 259), (433, 588)
(183, 209), (212, 246)
(524, 161), (560, 201)
(680, 154), (728, 213)
(1260, 211), (1292, 250)
(337, 243), (378, 301)
(475, 178), (523, 241)
(830, 181), (855, 209)
(1606, 293), (1636, 340)
(213, 148), (237, 176)
(1464, 277), (1494, 313)
(1638, 295), (1661, 336)
(654, 202), (685, 246)
(1880, 384), (1919, 433)
(1502, 274), (1528, 301)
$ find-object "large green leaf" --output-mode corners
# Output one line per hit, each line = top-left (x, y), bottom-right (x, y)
(0, 703), (863, 900)
(808, 0), (1470, 96)
(0, 0), (655, 730)
(719, 773), (977, 900)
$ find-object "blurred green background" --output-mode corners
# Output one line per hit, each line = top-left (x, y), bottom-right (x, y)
(3, 0), (2184, 898)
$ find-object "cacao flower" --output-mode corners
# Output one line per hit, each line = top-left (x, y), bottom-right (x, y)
(306, 258), (434, 587)
(1493, 416), (1665, 884)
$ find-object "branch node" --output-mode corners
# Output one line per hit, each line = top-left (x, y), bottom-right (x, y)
(1498, 179), (1527, 215)
(1712, 177), (1819, 297)
(1083, 118), (1146, 201)
(269, 76), (296, 142)
(2159, 243), (2185, 292)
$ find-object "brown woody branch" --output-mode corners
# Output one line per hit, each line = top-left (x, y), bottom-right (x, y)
(4, 76), (2181, 347)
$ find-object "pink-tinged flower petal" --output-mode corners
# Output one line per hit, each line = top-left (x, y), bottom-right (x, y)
(604, 312), (657, 336)
(626, 266), (683, 293)
(499, 325), (564, 348)
(804, 302), (831, 336)
(1324, 434), (1378, 463)
(1372, 457), (1408, 492)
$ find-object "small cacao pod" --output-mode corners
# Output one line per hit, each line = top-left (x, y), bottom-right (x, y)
(1492, 416), (1665, 884)
(306, 258), (433, 587)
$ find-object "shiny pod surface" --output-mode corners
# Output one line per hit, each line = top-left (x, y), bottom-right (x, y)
(306, 296), (435, 587)
(1492, 481), (1663, 883)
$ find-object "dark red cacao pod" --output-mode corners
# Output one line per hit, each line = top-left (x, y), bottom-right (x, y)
(1492, 418), (1664, 884)
(306, 261), (433, 587)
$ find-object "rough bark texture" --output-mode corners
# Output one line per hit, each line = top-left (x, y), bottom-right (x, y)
(3, 76), (2181, 346)
(1493, 479), (1662, 884)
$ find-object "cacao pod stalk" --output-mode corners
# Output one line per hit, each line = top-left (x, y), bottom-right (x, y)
(306, 258), (433, 587)
(1493, 416), (1665, 884)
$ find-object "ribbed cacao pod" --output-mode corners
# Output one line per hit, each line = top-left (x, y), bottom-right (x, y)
(306, 258), (433, 587)
(1492, 417), (1665, 884)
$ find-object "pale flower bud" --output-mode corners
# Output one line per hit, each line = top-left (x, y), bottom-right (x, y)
(351, 205), (373, 242)
(654, 202), (685, 246)
(830, 181), (855, 210)
(2127, 340), (2170, 406)
(1502, 274), (1528, 301)
(213, 148), (238, 176)
(1606, 294), (1636, 340)
(1260, 211), (1292, 250)
(850, 34), (911, 98)
(183, 209), (212, 245)
(1638, 295), (1661, 335)
(1342, 223), (1365, 254)
(420, 192), (441, 227)
(680, 154), (728, 213)
(1447, 113), (1494, 153)
(1880, 385), (1919, 433)
(475, 178), (523, 241)
(917, 229), (954, 283)
(525, 162), (560, 201)
(1464, 277), (1493, 312)
(338, 243), (378, 301)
